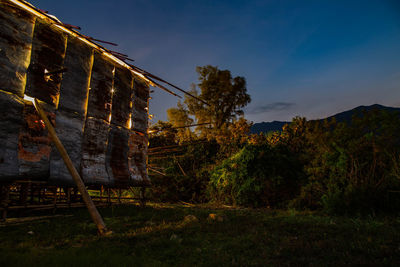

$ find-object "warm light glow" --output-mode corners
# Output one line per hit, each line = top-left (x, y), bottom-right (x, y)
(127, 113), (133, 129)
(108, 113), (112, 123)
(23, 94), (35, 103)
(47, 14), (61, 23)
(23, 94), (36, 107)
(102, 52), (152, 85)
(11, 0), (97, 49)
(11, 0), (153, 92)
(54, 24), (73, 34)
(43, 69), (51, 82)
(9, 0), (47, 19)
(54, 24), (98, 49)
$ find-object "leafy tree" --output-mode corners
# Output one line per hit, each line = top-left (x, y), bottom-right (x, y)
(184, 65), (251, 139)
(165, 65), (251, 144)
(166, 101), (194, 143)
(148, 121), (177, 148)
(215, 117), (253, 156)
(149, 65), (251, 202)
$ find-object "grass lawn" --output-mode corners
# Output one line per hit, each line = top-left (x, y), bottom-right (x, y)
(0, 203), (399, 266)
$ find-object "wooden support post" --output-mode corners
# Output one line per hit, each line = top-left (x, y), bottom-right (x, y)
(1, 185), (10, 221)
(100, 186), (103, 202)
(38, 187), (42, 204)
(67, 187), (71, 207)
(53, 187), (57, 211)
(30, 183), (34, 204)
(19, 183), (29, 206)
(118, 188), (122, 204)
(107, 188), (111, 206)
(51, 187), (57, 214)
(73, 188), (78, 202)
(140, 187), (146, 207)
(34, 99), (110, 236)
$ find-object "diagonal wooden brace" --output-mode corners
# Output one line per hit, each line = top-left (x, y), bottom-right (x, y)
(34, 98), (110, 236)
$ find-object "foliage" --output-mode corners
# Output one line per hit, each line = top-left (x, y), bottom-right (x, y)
(151, 65), (400, 215)
(209, 109), (400, 214)
(148, 121), (178, 148)
(293, 109), (400, 214)
(167, 65), (251, 141)
(166, 101), (195, 143)
(149, 65), (252, 203)
(214, 117), (253, 157)
(190, 65), (251, 128)
(149, 141), (219, 203)
(209, 143), (305, 208)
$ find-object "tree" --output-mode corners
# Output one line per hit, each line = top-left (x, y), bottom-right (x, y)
(184, 65), (251, 138)
(148, 121), (177, 148)
(166, 101), (194, 143)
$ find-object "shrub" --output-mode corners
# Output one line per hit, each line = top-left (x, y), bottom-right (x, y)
(293, 109), (400, 214)
(149, 141), (218, 203)
(209, 144), (305, 208)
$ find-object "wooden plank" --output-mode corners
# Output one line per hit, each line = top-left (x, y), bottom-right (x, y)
(49, 35), (94, 185)
(86, 52), (114, 121)
(134, 78), (149, 100)
(58, 35), (94, 115)
(25, 18), (67, 107)
(128, 131), (150, 185)
(132, 111), (148, 124)
(0, 1), (35, 97)
(18, 101), (54, 180)
(111, 66), (133, 128)
(82, 52), (114, 186)
(81, 117), (111, 185)
(49, 110), (85, 185)
(34, 98), (109, 236)
(132, 78), (149, 132)
(0, 91), (24, 181)
(106, 125), (130, 187)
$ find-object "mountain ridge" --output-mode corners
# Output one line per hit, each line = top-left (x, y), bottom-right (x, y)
(250, 104), (400, 134)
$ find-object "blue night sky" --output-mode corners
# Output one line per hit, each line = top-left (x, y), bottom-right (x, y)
(29, 0), (400, 123)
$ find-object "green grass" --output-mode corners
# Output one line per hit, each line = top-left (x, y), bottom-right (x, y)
(0, 203), (399, 266)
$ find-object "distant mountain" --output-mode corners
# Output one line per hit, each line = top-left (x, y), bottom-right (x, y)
(250, 104), (400, 134)
(322, 104), (400, 123)
(250, 121), (288, 134)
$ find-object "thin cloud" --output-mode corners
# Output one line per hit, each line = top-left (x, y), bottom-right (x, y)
(247, 102), (295, 114)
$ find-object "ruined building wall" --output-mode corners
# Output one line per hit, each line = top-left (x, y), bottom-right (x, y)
(0, 0), (150, 187)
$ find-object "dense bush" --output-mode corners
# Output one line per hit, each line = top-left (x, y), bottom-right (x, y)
(149, 141), (219, 203)
(293, 109), (400, 214)
(150, 108), (400, 215)
(209, 143), (305, 207)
